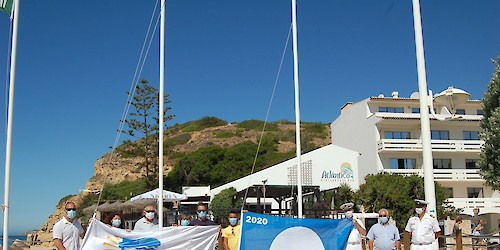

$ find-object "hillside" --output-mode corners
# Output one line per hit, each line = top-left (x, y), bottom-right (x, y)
(34, 118), (331, 245)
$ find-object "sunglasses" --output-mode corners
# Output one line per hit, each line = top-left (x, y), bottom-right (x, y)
(379, 215), (388, 217)
(232, 227), (235, 236)
(197, 210), (207, 212)
(145, 210), (155, 213)
(66, 208), (77, 211)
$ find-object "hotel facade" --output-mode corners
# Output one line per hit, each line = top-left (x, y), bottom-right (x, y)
(330, 90), (499, 231)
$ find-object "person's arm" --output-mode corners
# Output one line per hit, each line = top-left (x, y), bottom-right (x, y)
(353, 219), (366, 236)
(368, 240), (374, 250)
(395, 239), (401, 250)
(434, 231), (440, 240)
(53, 238), (66, 250)
(223, 237), (229, 250)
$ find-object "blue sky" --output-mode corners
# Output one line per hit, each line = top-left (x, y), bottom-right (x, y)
(0, 0), (499, 234)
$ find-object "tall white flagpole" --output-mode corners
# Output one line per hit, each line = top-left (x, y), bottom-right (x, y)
(158, 0), (165, 228)
(411, 0), (437, 217)
(3, 0), (20, 249)
(291, 0), (303, 218)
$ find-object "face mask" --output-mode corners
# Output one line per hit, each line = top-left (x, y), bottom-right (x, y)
(181, 220), (190, 226)
(380, 217), (389, 224)
(345, 211), (353, 218)
(198, 211), (207, 219)
(145, 212), (155, 220)
(112, 219), (121, 227)
(415, 208), (424, 215)
(67, 210), (76, 219)
(229, 218), (238, 226)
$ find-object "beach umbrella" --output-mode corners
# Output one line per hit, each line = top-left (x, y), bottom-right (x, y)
(82, 203), (99, 215)
(100, 201), (123, 212)
(130, 188), (187, 202)
(96, 201), (111, 211)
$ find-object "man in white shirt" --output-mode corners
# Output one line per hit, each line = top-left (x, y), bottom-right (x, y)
(53, 201), (85, 250)
(404, 200), (441, 250)
(134, 204), (159, 231)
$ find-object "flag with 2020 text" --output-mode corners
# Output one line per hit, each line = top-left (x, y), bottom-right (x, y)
(240, 212), (353, 250)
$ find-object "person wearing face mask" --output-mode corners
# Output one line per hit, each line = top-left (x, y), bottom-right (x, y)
(134, 204), (159, 231)
(104, 212), (125, 229)
(222, 211), (241, 250)
(189, 202), (217, 226)
(366, 209), (401, 250)
(53, 201), (85, 250)
(340, 202), (366, 250)
(404, 200), (441, 249)
(179, 214), (191, 226)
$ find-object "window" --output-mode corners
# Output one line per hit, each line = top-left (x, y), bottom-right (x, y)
(477, 110), (484, 115)
(379, 107), (404, 113)
(467, 188), (483, 198)
(433, 159), (452, 169)
(444, 188), (454, 198)
(431, 130), (449, 140)
(390, 158), (416, 169)
(466, 159), (479, 169)
(463, 131), (479, 140)
(384, 131), (410, 139)
(412, 108), (420, 114)
(456, 109), (466, 115)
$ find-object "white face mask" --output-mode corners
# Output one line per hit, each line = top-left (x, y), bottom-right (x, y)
(345, 211), (353, 218)
(415, 208), (424, 215)
(145, 212), (155, 220)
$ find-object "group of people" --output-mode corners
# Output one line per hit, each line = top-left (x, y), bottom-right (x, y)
(342, 199), (440, 250)
(54, 199), (441, 250)
(52, 201), (240, 250)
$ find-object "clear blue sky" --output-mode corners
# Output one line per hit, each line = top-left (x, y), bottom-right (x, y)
(0, 0), (498, 234)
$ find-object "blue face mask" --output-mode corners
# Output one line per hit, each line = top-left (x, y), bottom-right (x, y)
(181, 219), (190, 226)
(197, 211), (207, 219)
(380, 217), (389, 224)
(112, 219), (121, 227)
(67, 210), (76, 219)
(229, 218), (238, 226)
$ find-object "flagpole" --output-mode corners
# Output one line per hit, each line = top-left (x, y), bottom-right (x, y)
(291, 0), (303, 218)
(3, 0), (20, 249)
(158, 0), (166, 228)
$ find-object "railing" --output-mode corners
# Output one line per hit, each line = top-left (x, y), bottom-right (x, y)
(377, 139), (484, 152)
(381, 169), (482, 181)
(446, 198), (500, 209)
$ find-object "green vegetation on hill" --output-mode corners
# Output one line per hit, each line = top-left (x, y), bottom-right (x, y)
(170, 116), (228, 132)
(237, 120), (279, 131)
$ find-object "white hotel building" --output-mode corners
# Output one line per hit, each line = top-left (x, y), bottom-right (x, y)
(330, 90), (499, 230)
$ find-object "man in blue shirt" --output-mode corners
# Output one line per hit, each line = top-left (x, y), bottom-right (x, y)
(367, 208), (400, 250)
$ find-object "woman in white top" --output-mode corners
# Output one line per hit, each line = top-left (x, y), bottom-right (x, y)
(341, 202), (366, 250)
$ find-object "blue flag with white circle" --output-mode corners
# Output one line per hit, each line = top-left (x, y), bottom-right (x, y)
(240, 212), (353, 250)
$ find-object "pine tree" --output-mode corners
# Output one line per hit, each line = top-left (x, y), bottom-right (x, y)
(479, 57), (500, 190)
(121, 79), (174, 189)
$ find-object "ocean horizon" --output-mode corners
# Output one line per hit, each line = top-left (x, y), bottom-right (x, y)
(0, 235), (27, 246)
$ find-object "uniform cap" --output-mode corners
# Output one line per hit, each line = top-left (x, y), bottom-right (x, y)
(415, 199), (428, 207)
(340, 202), (354, 211)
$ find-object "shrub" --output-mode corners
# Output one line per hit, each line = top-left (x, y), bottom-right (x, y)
(237, 120), (278, 131)
(166, 133), (191, 146)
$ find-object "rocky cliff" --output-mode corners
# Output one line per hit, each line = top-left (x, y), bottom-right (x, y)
(35, 121), (331, 246)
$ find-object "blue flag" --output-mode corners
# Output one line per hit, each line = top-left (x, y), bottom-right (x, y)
(240, 212), (353, 250)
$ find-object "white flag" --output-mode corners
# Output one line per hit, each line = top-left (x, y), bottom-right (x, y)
(81, 220), (219, 250)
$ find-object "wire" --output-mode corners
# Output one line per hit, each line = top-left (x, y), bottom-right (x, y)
(241, 23), (293, 212)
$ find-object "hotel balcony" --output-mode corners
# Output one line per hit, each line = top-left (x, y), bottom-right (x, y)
(377, 139), (484, 153)
(381, 168), (482, 181)
(446, 198), (500, 216)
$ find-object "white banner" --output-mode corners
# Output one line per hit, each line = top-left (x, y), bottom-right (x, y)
(81, 220), (219, 250)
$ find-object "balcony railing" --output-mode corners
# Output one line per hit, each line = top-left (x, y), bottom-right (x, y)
(446, 198), (500, 215)
(377, 139), (484, 152)
(381, 169), (482, 181)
